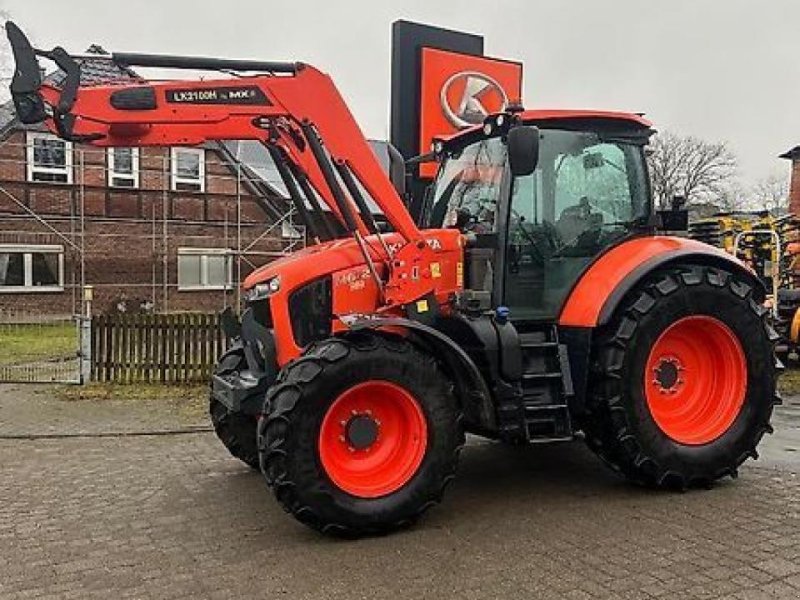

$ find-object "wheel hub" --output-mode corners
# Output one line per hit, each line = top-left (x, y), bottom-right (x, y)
(653, 357), (683, 393)
(344, 414), (380, 450)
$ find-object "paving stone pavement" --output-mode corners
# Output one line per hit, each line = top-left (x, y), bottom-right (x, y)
(0, 383), (208, 437)
(1, 385), (800, 599)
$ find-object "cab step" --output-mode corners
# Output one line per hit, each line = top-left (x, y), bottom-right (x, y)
(499, 325), (575, 443)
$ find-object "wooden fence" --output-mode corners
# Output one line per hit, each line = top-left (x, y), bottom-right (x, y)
(91, 313), (227, 383)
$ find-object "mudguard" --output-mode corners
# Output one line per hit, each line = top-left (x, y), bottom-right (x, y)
(559, 236), (765, 328)
(347, 316), (496, 432)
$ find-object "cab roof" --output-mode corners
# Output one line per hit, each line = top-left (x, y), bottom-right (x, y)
(519, 109), (651, 127)
(435, 109), (652, 145)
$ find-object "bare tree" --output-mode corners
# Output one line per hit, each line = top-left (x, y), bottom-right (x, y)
(751, 173), (789, 214)
(714, 180), (748, 213)
(647, 131), (738, 209)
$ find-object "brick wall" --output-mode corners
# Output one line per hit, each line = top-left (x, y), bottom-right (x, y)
(790, 157), (800, 217)
(0, 128), (294, 315)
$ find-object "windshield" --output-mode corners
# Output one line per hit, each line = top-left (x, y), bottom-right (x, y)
(427, 137), (507, 233)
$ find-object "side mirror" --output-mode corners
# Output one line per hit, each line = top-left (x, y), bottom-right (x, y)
(507, 126), (539, 177)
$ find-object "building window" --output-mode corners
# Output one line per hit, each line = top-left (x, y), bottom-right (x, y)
(0, 245), (64, 293)
(171, 147), (205, 192)
(26, 133), (73, 184)
(107, 147), (140, 188)
(177, 248), (231, 291)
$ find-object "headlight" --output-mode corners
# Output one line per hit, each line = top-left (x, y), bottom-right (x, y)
(244, 276), (280, 302)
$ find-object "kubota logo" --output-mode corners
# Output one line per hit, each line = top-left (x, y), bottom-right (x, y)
(440, 71), (509, 129)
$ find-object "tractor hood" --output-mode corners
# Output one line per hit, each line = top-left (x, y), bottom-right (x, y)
(242, 229), (462, 301)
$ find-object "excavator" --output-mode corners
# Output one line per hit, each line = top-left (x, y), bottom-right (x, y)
(7, 22), (780, 536)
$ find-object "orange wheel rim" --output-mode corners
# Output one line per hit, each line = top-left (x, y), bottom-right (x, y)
(318, 381), (428, 498)
(644, 315), (747, 445)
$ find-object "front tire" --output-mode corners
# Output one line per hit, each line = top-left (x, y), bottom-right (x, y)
(583, 265), (780, 488)
(258, 334), (464, 536)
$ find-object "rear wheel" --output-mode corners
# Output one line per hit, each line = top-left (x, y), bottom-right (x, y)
(258, 334), (464, 536)
(209, 346), (260, 470)
(584, 265), (780, 488)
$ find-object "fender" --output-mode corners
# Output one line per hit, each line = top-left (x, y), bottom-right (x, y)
(559, 236), (765, 328)
(347, 317), (496, 433)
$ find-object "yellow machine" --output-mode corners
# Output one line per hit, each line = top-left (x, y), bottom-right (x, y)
(690, 211), (800, 358)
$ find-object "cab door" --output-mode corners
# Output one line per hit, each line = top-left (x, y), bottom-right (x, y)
(502, 129), (642, 321)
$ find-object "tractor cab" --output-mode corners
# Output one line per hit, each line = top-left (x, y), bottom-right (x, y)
(424, 110), (654, 321)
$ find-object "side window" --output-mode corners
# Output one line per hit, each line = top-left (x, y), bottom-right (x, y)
(554, 144), (633, 225)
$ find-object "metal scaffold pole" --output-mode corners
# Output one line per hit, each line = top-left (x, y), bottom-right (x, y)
(78, 149), (90, 384)
(236, 161), (242, 312)
(162, 153), (169, 312)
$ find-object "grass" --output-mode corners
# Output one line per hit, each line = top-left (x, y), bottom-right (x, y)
(779, 368), (800, 396)
(0, 323), (77, 366)
(57, 382), (209, 422)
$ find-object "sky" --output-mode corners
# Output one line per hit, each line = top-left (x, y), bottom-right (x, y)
(2, 0), (798, 188)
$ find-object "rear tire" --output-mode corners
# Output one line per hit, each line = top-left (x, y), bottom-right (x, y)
(258, 334), (464, 536)
(583, 265), (780, 488)
(209, 346), (260, 470)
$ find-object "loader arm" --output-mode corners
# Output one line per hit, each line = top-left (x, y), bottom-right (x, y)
(6, 21), (439, 307)
(34, 70), (372, 236)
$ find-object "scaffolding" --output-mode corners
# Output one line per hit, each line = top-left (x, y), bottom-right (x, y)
(0, 138), (304, 317)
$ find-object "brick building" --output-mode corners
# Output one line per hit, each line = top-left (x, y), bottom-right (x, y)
(780, 146), (800, 217)
(0, 48), (297, 316)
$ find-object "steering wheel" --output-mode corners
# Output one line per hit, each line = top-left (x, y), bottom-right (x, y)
(510, 210), (559, 264)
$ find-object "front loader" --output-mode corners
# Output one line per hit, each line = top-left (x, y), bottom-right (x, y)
(7, 22), (780, 536)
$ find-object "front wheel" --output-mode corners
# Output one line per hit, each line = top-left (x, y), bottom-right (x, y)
(258, 334), (464, 536)
(583, 265), (780, 488)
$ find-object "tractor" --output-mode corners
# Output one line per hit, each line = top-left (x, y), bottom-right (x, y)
(7, 22), (780, 537)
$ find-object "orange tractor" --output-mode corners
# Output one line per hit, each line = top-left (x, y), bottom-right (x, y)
(8, 22), (780, 536)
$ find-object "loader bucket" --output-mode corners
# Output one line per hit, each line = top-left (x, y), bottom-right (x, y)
(5, 21), (47, 124)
